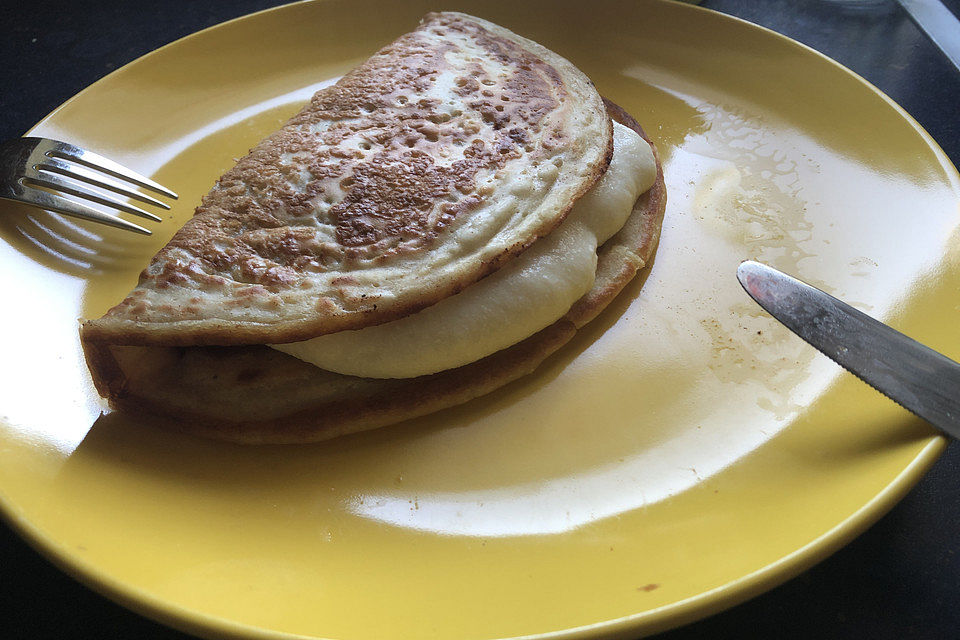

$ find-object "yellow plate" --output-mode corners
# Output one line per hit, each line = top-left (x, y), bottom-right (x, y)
(2, 1), (958, 638)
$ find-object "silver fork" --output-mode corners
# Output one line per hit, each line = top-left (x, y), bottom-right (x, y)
(0, 137), (178, 235)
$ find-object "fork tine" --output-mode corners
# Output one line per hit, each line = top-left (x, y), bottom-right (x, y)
(24, 173), (163, 222)
(16, 185), (151, 235)
(35, 157), (171, 209)
(46, 141), (178, 199)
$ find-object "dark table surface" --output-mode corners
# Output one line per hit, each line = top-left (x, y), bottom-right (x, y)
(1, 1), (958, 638)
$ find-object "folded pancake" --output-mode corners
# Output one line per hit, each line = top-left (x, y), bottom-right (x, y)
(80, 13), (668, 444)
(80, 12), (613, 347)
(83, 102), (666, 443)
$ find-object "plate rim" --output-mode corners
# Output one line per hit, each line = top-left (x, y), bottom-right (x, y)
(1, 0), (957, 638)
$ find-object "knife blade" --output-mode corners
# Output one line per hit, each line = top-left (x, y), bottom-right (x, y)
(737, 260), (960, 438)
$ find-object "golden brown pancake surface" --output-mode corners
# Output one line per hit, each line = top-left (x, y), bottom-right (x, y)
(81, 12), (613, 347)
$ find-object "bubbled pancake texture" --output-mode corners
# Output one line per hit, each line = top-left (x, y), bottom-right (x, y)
(82, 12), (612, 346)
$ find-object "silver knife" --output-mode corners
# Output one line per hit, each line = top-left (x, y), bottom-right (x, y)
(737, 260), (960, 438)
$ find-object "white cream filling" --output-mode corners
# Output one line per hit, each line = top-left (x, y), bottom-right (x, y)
(271, 122), (656, 378)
